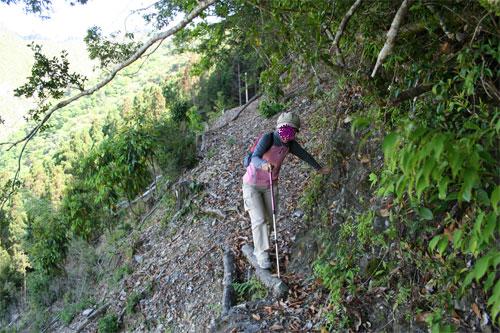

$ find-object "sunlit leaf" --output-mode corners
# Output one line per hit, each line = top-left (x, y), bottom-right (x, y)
(418, 207), (433, 220)
(491, 186), (500, 213)
(474, 255), (490, 282)
(429, 235), (441, 252)
(382, 132), (399, 157)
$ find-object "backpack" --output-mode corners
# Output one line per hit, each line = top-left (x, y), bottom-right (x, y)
(243, 132), (273, 167)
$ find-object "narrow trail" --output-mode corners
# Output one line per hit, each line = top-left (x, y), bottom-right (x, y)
(65, 93), (333, 332)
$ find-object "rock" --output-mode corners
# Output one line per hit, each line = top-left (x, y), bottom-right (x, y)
(134, 255), (144, 264)
(368, 301), (390, 330)
(359, 255), (380, 278)
(373, 216), (389, 233)
(82, 308), (94, 316)
(303, 321), (313, 330)
(481, 312), (490, 331)
(292, 209), (304, 218)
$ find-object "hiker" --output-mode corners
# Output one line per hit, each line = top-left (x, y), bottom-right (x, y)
(242, 112), (330, 269)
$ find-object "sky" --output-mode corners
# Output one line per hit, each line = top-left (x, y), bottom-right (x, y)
(0, 0), (157, 40)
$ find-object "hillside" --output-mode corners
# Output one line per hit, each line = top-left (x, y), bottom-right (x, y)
(0, 37), (195, 174)
(44, 87), (333, 332)
(1, 1), (498, 332)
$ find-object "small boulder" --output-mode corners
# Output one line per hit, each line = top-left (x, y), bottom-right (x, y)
(82, 308), (94, 316)
(373, 216), (389, 233)
(134, 255), (144, 264)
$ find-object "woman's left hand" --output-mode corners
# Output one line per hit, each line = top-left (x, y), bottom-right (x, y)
(318, 167), (331, 175)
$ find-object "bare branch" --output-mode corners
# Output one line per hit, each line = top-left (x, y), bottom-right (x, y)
(123, 38), (165, 78)
(470, 12), (492, 47)
(389, 83), (433, 106)
(124, 0), (162, 33)
(371, 0), (414, 78)
(331, 0), (363, 67)
(426, 4), (455, 40)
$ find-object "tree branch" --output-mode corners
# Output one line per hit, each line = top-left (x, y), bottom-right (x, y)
(0, 0), (217, 203)
(426, 4), (455, 40)
(1, 0), (217, 150)
(330, 0), (363, 67)
(371, 0), (414, 78)
(389, 83), (433, 106)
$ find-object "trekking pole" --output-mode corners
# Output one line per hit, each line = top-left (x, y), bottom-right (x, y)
(268, 171), (281, 278)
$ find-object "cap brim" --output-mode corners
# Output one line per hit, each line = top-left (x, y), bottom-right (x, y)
(277, 123), (299, 131)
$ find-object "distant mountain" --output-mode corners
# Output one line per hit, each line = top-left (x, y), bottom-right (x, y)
(0, 26), (94, 140)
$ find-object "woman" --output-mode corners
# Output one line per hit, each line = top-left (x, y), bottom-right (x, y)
(242, 112), (330, 269)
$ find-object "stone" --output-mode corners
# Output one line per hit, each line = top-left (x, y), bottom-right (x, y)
(359, 255), (380, 278)
(82, 308), (94, 316)
(292, 209), (304, 218)
(373, 216), (389, 233)
(134, 255), (144, 264)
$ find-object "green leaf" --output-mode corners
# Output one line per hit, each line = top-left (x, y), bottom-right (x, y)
(396, 175), (408, 198)
(476, 189), (490, 206)
(416, 171), (429, 199)
(484, 271), (496, 291)
(382, 132), (399, 157)
(474, 255), (490, 282)
(453, 229), (463, 249)
(468, 237), (478, 256)
(368, 173), (378, 187)
(437, 237), (448, 254)
(493, 250), (500, 267)
(429, 235), (441, 252)
(449, 148), (464, 179)
(473, 212), (485, 237)
(438, 177), (449, 200)
(418, 207), (434, 220)
(483, 212), (496, 242)
(351, 117), (370, 136)
(461, 169), (477, 202)
(487, 280), (500, 322)
(463, 270), (475, 287)
(492, 186), (500, 213)
(433, 134), (446, 159)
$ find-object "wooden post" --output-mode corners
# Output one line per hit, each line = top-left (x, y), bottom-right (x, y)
(245, 72), (248, 103)
(237, 62), (242, 105)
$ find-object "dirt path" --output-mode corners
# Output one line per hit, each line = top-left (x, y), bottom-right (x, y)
(69, 96), (330, 332)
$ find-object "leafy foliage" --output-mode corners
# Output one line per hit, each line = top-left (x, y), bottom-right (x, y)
(97, 313), (119, 333)
(257, 98), (284, 119)
(0, 0), (88, 15)
(232, 278), (267, 303)
(13, 43), (87, 122)
(84, 27), (142, 69)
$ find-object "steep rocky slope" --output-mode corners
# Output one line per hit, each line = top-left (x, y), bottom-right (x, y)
(57, 90), (337, 332)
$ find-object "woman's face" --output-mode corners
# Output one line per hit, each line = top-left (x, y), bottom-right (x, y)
(278, 125), (296, 143)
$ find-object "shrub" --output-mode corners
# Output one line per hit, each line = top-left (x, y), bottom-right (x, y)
(97, 313), (119, 333)
(170, 99), (191, 123)
(112, 264), (132, 284)
(26, 271), (58, 309)
(232, 278), (267, 302)
(59, 297), (94, 325)
(125, 291), (142, 315)
(258, 98), (284, 119)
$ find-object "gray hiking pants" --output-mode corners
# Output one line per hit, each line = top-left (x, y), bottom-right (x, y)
(242, 183), (279, 260)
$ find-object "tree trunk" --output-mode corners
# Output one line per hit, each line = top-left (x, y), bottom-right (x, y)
(241, 244), (288, 299)
(222, 247), (236, 315)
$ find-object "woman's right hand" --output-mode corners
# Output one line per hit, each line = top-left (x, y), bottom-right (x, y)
(261, 163), (273, 172)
